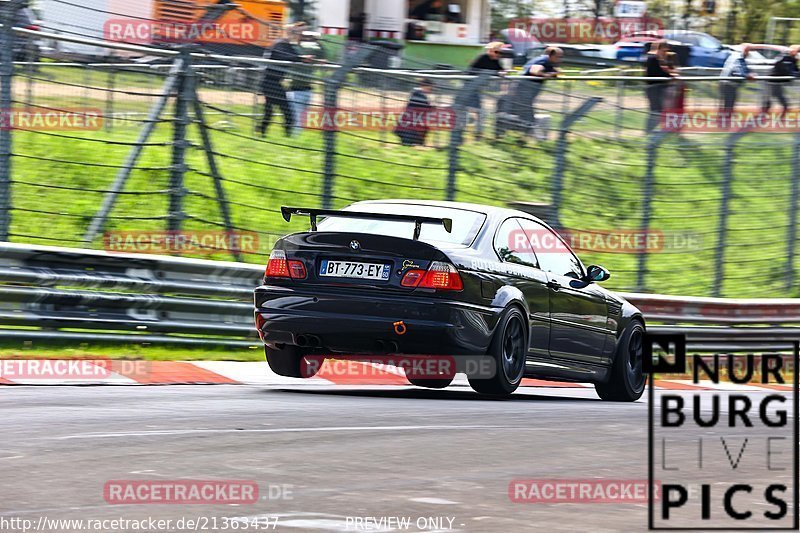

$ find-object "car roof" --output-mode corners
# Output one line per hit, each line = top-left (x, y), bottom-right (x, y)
(348, 199), (551, 226)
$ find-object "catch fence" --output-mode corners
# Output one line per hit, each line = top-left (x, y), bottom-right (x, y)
(0, 8), (797, 299)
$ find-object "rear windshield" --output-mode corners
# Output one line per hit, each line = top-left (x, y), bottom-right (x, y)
(316, 203), (486, 246)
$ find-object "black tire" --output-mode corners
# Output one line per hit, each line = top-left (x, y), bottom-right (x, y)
(265, 345), (318, 378)
(595, 320), (647, 402)
(468, 306), (527, 396)
(406, 375), (454, 389)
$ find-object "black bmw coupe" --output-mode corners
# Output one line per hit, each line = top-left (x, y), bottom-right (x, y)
(254, 200), (646, 401)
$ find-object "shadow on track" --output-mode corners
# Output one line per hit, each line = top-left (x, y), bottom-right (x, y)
(265, 386), (601, 402)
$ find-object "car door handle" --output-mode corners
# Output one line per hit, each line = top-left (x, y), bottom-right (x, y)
(546, 280), (561, 291)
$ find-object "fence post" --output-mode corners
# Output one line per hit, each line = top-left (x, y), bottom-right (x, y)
(786, 134), (800, 291)
(614, 77), (624, 138)
(0, 0), (20, 242)
(105, 66), (116, 132)
(167, 47), (193, 234)
(446, 72), (491, 202)
(635, 131), (668, 293)
(189, 79), (242, 262)
(321, 46), (374, 210)
(548, 97), (601, 228)
(712, 131), (746, 297)
(83, 56), (183, 244)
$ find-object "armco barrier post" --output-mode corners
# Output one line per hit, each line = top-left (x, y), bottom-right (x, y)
(713, 131), (747, 297)
(635, 131), (668, 293)
(0, 0), (21, 242)
(168, 47), (193, 234)
(447, 72), (491, 201)
(548, 97), (601, 228)
(786, 133), (800, 291)
(321, 46), (374, 210)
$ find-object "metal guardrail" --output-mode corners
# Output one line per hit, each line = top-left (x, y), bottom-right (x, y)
(0, 242), (262, 348)
(0, 243), (798, 350)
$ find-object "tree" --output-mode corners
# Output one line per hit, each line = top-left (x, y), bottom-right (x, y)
(736, 0), (780, 41)
(490, 0), (535, 33)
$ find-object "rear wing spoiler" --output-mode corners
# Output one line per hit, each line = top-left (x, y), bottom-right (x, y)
(280, 206), (452, 241)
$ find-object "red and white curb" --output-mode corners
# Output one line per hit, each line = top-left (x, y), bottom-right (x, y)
(0, 359), (792, 391)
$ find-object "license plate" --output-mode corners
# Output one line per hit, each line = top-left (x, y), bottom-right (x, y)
(319, 260), (391, 280)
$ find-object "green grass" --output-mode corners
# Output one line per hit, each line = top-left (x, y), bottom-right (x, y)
(3, 76), (798, 360)
(7, 103), (798, 299)
(0, 341), (263, 361)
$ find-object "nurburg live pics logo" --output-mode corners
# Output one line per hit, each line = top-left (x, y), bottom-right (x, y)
(644, 333), (799, 530)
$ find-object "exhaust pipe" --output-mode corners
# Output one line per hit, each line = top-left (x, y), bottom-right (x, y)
(306, 335), (322, 348)
(387, 341), (399, 353)
(295, 334), (309, 347)
(375, 340), (386, 351)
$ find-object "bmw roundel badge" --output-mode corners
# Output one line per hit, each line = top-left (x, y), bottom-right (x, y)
(350, 240), (360, 250)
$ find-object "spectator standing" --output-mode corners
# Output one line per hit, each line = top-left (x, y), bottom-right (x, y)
(465, 42), (507, 139)
(281, 23), (316, 136)
(502, 46), (563, 135)
(665, 51), (686, 113)
(762, 45), (800, 117)
(259, 28), (295, 137)
(644, 41), (676, 131)
(395, 78), (434, 147)
(720, 44), (755, 120)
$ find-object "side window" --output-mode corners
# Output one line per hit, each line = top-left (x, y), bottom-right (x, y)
(494, 218), (538, 268)
(521, 219), (584, 279)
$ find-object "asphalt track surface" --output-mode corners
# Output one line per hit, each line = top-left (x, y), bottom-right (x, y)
(1, 384), (796, 532)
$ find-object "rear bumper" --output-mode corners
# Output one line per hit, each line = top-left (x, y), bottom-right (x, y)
(254, 285), (501, 355)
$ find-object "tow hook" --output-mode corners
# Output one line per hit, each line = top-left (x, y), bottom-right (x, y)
(393, 321), (407, 336)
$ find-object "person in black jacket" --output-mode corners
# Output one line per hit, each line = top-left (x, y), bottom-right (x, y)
(465, 42), (507, 139)
(283, 23), (316, 136)
(395, 78), (434, 146)
(762, 45), (799, 116)
(258, 28), (296, 137)
(644, 40), (676, 131)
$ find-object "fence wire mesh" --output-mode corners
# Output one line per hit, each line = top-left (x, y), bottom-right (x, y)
(0, 6), (798, 300)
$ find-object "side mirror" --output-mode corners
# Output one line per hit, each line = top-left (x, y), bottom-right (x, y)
(585, 264), (610, 283)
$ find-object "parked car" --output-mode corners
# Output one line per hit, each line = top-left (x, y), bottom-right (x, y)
(614, 30), (730, 67)
(14, 6), (41, 62)
(499, 28), (544, 67)
(729, 44), (789, 70)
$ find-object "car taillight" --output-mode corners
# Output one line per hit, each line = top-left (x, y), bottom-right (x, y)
(401, 261), (463, 291)
(400, 269), (425, 287)
(288, 260), (307, 279)
(265, 250), (307, 279)
(255, 314), (265, 340)
(266, 250), (290, 278)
